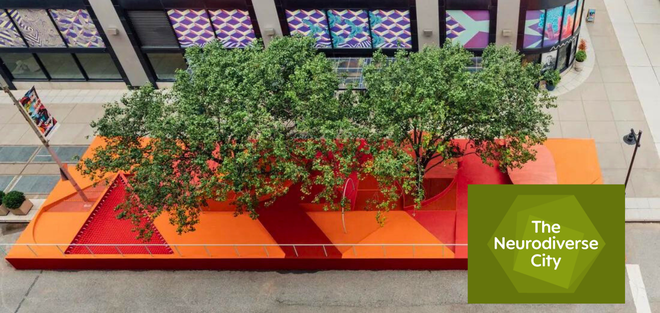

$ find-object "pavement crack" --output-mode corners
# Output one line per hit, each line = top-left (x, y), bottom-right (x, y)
(14, 271), (41, 313)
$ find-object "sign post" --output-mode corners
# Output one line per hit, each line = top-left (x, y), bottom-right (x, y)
(3, 86), (90, 202)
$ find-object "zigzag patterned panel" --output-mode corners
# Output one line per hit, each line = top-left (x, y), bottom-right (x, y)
(445, 10), (489, 49)
(523, 10), (545, 49)
(0, 10), (25, 47)
(328, 9), (371, 49)
(209, 9), (255, 48)
(285, 9), (331, 48)
(50, 9), (105, 48)
(8, 9), (65, 47)
(167, 9), (215, 48)
(369, 10), (411, 49)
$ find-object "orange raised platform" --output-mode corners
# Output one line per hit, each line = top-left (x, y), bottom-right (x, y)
(5, 138), (602, 270)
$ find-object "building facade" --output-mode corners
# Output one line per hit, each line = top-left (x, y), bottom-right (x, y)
(0, 0), (586, 90)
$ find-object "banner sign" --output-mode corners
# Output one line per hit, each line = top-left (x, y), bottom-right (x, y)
(19, 87), (59, 140)
(468, 185), (624, 304)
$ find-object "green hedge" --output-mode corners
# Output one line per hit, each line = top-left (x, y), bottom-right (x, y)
(3, 191), (25, 209)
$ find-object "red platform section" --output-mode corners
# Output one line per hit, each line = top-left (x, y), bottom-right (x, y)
(5, 137), (603, 270)
(66, 174), (172, 255)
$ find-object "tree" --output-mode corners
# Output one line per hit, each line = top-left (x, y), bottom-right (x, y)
(357, 42), (554, 209)
(79, 36), (361, 238)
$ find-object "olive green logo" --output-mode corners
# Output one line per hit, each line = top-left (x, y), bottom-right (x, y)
(468, 185), (624, 303)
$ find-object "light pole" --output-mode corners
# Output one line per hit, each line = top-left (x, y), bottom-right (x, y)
(623, 128), (642, 191)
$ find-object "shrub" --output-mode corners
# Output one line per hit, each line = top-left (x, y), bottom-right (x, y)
(3, 191), (26, 209)
(0, 191), (4, 205)
(544, 70), (561, 86)
(578, 39), (587, 51)
(575, 50), (587, 62)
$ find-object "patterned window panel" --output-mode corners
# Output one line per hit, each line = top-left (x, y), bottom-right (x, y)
(285, 9), (331, 48)
(543, 6), (563, 47)
(49, 9), (105, 48)
(561, 1), (577, 40)
(369, 10), (411, 49)
(8, 9), (66, 47)
(209, 9), (255, 48)
(328, 9), (371, 49)
(523, 10), (545, 49)
(574, 0), (584, 33)
(0, 10), (26, 47)
(445, 10), (490, 49)
(167, 9), (215, 48)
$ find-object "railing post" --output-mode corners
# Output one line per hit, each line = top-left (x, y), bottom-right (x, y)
(56, 245), (65, 256)
(115, 246), (124, 257)
(174, 245), (182, 257)
(412, 244), (415, 258)
(442, 245), (444, 258)
(233, 245), (240, 257)
(204, 245), (211, 257)
(292, 245), (299, 257)
(352, 245), (357, 257)
(84, 245), (95, 256)
(263, 246), (269, 258)
(145, 246), (153, 257)
(382, 245), (386, 257)
(26, 245), (38, 257)
(322, 245), (328, 257)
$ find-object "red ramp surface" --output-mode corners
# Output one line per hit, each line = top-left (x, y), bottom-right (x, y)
(65, 175), (172, 255)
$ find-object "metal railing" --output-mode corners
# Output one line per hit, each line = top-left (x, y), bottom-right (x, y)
(0, 243), (466, 258)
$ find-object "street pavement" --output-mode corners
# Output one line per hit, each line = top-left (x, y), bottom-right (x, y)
(0, 223), (656, 313)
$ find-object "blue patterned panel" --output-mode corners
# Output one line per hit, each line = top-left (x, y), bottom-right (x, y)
(369, 10), (411, 49)
(328, 9), (371, 49)
(286, 9), (332, 48)
(0, 10), (25, 47)
(50, 9), (105, 48)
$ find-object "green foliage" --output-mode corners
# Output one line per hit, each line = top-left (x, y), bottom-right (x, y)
(575, 50), (587, 62)
(3, 191), (26, 209)
(80, 36), (361, 239)
(0, 191), (4, 205)
(358, 41), (555, 209)
(544, 70), (562, 86)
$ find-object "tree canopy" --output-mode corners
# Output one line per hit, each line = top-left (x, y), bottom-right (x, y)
(80, 37), (554, 237)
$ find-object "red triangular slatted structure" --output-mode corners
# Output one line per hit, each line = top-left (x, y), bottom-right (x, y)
(65, 174), (172, 255)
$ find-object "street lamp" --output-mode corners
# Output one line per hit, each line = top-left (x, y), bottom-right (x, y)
(623, 128), (642, 191)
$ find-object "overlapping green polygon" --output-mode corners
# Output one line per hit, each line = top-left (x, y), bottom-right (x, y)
(468, 185), (624, 304)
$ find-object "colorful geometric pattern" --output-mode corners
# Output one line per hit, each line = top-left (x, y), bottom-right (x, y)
(285, 9), (332, 48)
(561, 1), (577, 41)
(0, 10), (26, 47)
(445, 10), (490, 49)
(167, 9), (215, 48)
(543, 6), (563, 47)
(49, 9), (105, 48)
(8, 9), (66, 47)
(209, 9), (256, 48)
(369, 10), (411, 49)
(523, 10), (545, 49)
(328, 9), (372, 49)
(574, 0), (584, 33)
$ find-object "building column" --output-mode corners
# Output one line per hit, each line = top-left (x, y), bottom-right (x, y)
(415, 0), (441, 48)
(88, 0), (150, 87)
(495, 0), (521, 47)
(252, 0), (283, 46)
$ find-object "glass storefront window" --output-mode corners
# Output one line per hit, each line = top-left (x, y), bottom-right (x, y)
(146, 53), (186, 81)
(0, 53), (46, 79)
(557, 46), (569, 71)
(37, 54), (84, 79)
(76, 53), (121, 80)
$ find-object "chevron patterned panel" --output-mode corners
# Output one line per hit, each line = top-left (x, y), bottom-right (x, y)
(0, 10), (25, 47)
(50, 9), (105, 48)
(209, 9), (255, 48)
(285, 9), (331, 48)
(369, 10), (411, 49)
(167, 9), (215, 48)
(328, 9), (371, 49)
(8, 9), (65, 47)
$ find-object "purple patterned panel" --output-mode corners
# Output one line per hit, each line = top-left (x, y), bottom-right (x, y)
(209, 9), (255, 48)
(445, 10), (490, 49)
(369, 10), (411, 49)
(328, 9), (371, 49)
(167, 9), (215, 48)
(50, 9), (105, 48)
(9, 9), (66, 47)
(286, 9), (331, 48)
(0, 10), (26, 47)
(523, 10), (545, 49)
(543, 7), (563, 47)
